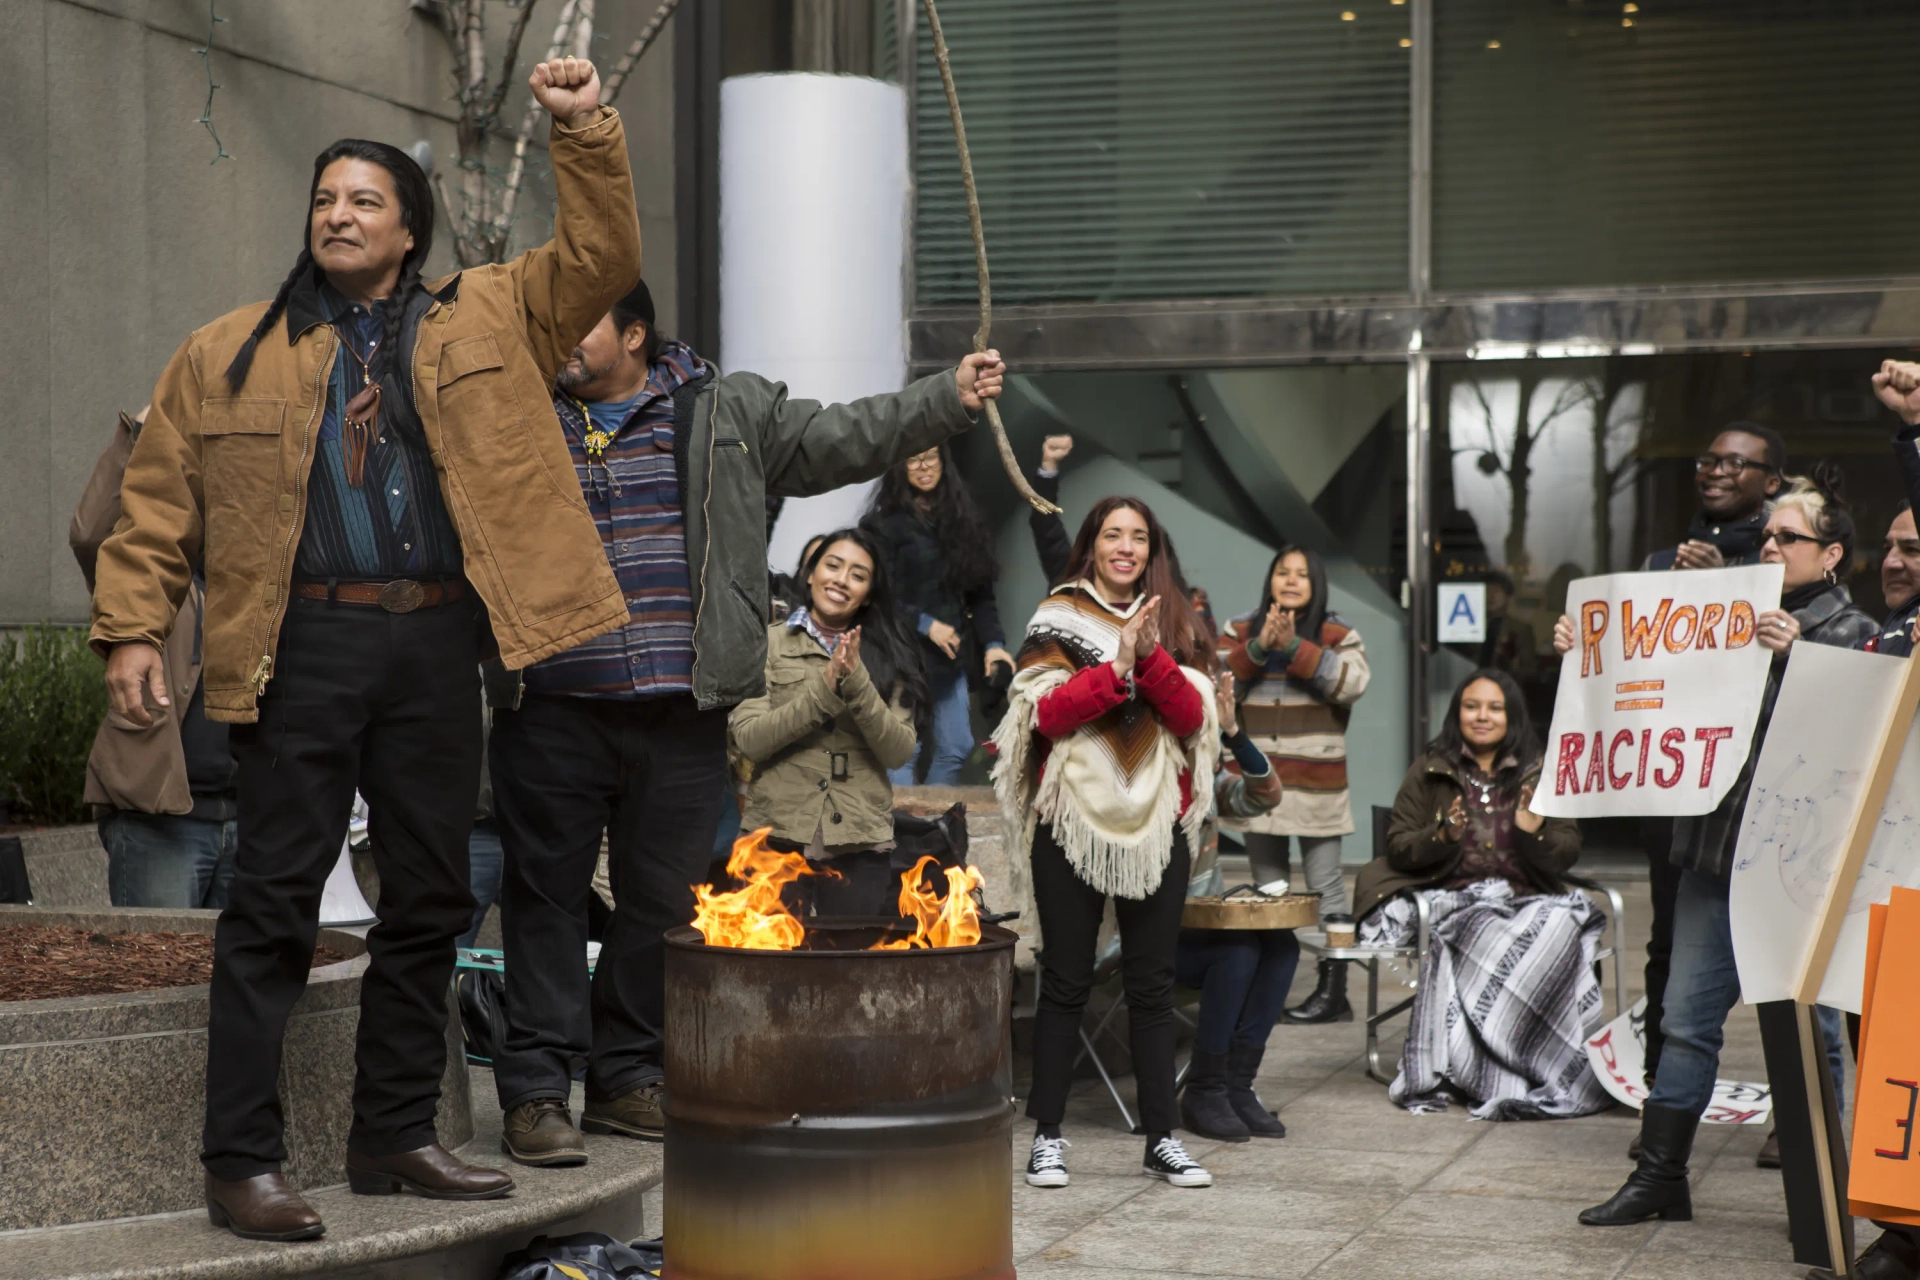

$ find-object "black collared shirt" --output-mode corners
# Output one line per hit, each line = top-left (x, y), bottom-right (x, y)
(286, 273), (461, 579)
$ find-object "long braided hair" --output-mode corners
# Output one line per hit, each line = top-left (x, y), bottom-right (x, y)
(224, 139), (436, 390)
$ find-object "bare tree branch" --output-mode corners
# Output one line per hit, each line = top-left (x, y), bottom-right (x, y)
(493, 0), (586, 260)
(602, 0), (683, 103)
(482, 0), (540, 125)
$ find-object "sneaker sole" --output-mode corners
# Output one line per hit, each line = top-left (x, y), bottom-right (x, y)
(1025, 1172), (1070, 1188)
(581, 1115), (664, 1142)
(1143, 1167), (1213, 1188)
(500, 1137), (588, 1168)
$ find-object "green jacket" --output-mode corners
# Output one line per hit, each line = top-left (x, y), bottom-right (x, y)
(1352, 749), (1581, 923)
(730, 622), (916, 847)
(684, 368), (975, 710)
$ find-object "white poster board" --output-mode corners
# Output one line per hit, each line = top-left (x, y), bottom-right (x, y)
(1729, 642), (1920, 1013)
(1533, 564), (1782, 818)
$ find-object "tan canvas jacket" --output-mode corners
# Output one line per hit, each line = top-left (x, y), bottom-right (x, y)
(72, 413), (200, 814)
(89, 109), (642, 723)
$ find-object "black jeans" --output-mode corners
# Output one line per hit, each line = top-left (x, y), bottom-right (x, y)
(1175, 928), (1301, 1056)
(1641, 817), (1680, 1077)
(203, 596), (481, 1181)
(1027, 824), (1190, 1134)
(489, 692), (728, 1108)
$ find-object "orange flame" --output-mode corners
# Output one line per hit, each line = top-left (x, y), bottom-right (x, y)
(689, 827), (826, 950)
(869, 855), (985, 950)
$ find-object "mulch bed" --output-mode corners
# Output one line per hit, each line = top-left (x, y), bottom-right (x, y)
(0, 926), (348, 1002)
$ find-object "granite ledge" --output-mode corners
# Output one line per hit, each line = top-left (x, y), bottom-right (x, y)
(0, 1076), (659, 1280)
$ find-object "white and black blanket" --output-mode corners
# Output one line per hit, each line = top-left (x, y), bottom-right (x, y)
(1363, 878), (1611, 1120)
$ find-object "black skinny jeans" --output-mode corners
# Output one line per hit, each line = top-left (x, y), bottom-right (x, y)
(203, 595), (481, 1181)
(489, 692), (728, 1108)
(1027, 823), (1190, 1134)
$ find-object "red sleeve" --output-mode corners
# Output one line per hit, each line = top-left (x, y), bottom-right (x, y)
(1035, 662), (1129, 739)
(1134, 646), (1204, 737)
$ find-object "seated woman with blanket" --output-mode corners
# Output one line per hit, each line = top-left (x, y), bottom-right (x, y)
(1355, 668), (1610, 1119)
(994, 496), (1220, 1191)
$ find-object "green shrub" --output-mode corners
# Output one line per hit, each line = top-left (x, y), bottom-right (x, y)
(0, 624), (107, 825)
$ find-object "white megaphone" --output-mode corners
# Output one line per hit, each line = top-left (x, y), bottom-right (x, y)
(320, 794), (377, 926)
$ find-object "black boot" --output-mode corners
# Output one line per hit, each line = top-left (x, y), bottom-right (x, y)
(1179, 1050), (1249, 1143)
(1284, 959), (1352, 1024)
(1226, 1041), (1287, 1138)
(1579, 1103), (1697, 1226)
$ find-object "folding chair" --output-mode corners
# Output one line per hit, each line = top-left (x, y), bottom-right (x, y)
(1302, 807), (1630, 1085)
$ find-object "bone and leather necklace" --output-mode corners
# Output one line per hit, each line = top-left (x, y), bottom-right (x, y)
(335, 328), (381, 488)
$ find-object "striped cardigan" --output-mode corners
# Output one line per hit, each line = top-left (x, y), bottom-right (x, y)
(1219, 612), (1370, 838)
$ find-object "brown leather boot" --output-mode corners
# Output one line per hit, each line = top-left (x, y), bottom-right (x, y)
(204, 1171), (325, 1242)
(581, 1080), (665, 1142)
(346, 1142), (515, 1200)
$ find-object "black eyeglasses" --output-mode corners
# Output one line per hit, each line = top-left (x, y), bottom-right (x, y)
(1762, 529), (1830, 548)
(1695, 454), (1775, 477)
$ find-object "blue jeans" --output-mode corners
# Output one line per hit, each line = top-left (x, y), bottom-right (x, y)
(1647, 867), (1850, 1115)
(100, 809), (237, 909)
(458, 820), (503, 950)
(1648, 867), (1742, 1114)
(1175, 928), (1301, 1055)
(889, 668), (973, 787)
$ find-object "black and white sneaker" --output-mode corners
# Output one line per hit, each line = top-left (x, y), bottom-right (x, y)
(1025, 1134), (1070, 1188)
(1143, 1135), (1212, 1188)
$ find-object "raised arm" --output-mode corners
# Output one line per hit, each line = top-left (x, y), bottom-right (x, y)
(1385, 761), (1461, 873)
(748, 354), (1003, 498)
(506, 58), (643, 385)
(838, 661), (918, 771)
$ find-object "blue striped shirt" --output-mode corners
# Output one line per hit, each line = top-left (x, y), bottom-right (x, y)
(522, 342), (707, 699)
(295, 289), (462, 579)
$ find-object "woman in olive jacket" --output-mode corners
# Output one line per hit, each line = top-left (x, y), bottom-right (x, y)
(730, 529), (929, 915)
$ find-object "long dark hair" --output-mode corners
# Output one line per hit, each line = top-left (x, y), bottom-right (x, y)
(803, 528), (931, 742)
(1057, 496), (1212, 672)
(867, 443), (998, 596)
(1430, 667), (1538, 797)
(1249, 544), (1329, 646)
(224, 139), (436, 390)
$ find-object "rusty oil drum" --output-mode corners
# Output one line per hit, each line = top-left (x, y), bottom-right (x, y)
(662, 920), (1016, 1280)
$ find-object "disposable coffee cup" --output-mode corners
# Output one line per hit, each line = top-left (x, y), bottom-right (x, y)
(1323, 914), (1356, 947)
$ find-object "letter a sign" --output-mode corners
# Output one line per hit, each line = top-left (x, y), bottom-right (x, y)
(1532, 565), (1782, 819)
(1437, 582), (1486, 643)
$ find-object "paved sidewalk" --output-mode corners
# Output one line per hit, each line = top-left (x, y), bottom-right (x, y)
(1004, 874), (1857, 1279)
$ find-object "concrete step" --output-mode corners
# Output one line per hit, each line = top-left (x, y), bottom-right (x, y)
(0, 1073), (661, 1280)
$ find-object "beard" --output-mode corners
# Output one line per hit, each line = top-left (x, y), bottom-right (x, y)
(555, 347), (613, 393)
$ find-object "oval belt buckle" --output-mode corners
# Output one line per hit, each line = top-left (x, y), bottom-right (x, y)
(378, 579), (427, 614)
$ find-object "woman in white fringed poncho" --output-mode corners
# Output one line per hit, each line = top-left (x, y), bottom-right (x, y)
(993, 496), (1221, 1192)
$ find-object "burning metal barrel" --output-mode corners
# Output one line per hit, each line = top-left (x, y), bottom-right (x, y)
(662, 917), (1016, 1280)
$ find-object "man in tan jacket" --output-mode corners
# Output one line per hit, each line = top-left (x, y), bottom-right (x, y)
(90, 56), (636, 1241)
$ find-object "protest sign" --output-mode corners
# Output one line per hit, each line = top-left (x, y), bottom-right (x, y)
(1533, 564), (1782, 818)
(1583, 997), (1773, 1125)
(1731, 642), (1920, 1013)
(1849, 890), (1920, 1221)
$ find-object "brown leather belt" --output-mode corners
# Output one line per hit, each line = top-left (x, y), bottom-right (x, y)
(293, 579), (466, 614)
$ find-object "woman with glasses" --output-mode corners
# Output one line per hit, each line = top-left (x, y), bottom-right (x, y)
(862, 444), (1011, 785)
(1556, 466), (1875, 1229)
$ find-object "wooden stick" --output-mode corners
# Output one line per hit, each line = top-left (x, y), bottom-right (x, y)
(1793, 646), (1920, 1002)
(1794, 1003), (1853, 1276)
(920, 0), (1059, 516)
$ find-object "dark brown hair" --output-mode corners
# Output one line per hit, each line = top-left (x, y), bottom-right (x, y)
(1059, 495), (1212, 672)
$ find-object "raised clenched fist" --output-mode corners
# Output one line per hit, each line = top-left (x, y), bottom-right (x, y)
(1874, 359), (1920, 427)
(531, 56), (601, 128)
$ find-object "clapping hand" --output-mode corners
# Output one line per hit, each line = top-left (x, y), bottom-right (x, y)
(826, 627), (862, 692)
(1515, 784), (1544, 834)
(1258, 602), (1296, 652)
(530, 56), (601, 128)
(1442, 795), (1468, 842)
(1672, 540), (1726, 570)
(1113, 596), (1162, 678)
(1215, 672), (1238, 736)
